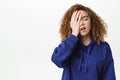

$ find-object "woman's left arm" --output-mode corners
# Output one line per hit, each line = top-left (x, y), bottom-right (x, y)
(102, 43), (116, 80)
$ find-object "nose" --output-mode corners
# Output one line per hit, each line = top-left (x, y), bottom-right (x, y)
(80, 20), (84, 26)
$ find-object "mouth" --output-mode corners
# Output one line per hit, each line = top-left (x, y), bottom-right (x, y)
(80, 27), (86, 32)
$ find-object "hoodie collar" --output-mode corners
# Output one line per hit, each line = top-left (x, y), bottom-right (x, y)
(79, 37), (96, 48)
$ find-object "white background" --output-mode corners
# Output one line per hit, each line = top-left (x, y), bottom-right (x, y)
(0, 0), (120, 80)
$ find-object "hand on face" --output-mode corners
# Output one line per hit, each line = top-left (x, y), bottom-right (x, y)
(70, 11), (82, 36)
(70, 10), (91, 37)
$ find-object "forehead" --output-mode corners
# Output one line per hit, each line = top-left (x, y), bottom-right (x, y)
(79, 10), (89, 17)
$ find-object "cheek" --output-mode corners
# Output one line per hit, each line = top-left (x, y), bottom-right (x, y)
(86, 21), (91, 30)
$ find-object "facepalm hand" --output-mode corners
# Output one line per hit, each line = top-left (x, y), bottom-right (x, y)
(70, 11), (82, 36)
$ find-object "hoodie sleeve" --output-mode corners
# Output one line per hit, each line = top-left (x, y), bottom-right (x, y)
(102, 43), (116, 80)
(51, 34), (79, 68)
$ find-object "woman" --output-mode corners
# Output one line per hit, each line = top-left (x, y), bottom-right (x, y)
(51, 4), (116, 80)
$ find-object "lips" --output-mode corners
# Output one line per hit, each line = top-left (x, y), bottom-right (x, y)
(80, 27), (86, 31)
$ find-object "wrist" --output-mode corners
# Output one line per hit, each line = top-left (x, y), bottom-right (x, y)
(71, 32), (78, 37)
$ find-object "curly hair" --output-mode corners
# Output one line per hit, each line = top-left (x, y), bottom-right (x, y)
(59, 4), (107, 43)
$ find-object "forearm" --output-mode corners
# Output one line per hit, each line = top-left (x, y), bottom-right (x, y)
(51, 34), (79, 68)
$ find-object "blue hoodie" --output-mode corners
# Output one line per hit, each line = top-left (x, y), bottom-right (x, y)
(51, 34), (116, 80)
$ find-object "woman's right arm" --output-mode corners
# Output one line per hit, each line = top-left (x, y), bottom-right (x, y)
(51, 11), (81, 68)
(51, 34), (79, 68)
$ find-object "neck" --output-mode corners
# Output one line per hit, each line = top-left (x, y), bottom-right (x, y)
(80, 35), (91, 46)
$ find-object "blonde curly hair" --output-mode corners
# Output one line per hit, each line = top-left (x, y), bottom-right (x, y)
(59, 4), (107, 43)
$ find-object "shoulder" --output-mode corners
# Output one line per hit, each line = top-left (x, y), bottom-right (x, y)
(96, 41), (112, 55)
(100, 41), (113, 57)
(99, 41), (111, 49)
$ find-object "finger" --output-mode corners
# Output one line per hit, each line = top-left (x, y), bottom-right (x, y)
(74, 11), (78, 21)
(78, 11), (82, 23)
(77, 11), (81, 21)
(71, 11), (77, 21)
(75, 11), (81, 21)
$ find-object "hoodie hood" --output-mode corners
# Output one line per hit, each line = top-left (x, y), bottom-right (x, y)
(78, 38), (96, 72)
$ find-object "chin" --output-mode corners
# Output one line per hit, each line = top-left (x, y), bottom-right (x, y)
(80, 33), (86, 36)
(79, 32), (89, 37)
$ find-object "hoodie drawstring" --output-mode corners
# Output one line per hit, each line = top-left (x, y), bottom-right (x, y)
(83, 46), (91, 72)
(78, 53), (83, 71)
(78, 43), (92, 72)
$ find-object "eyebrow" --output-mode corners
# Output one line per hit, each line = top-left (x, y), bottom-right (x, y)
(81, 16), (89, 18)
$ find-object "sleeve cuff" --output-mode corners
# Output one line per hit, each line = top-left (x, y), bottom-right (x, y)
(67, 34), (79, 44)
